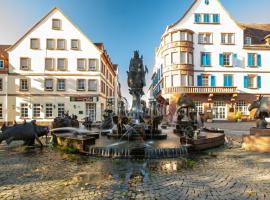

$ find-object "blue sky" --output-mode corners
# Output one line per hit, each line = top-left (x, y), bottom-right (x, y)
(1, 0), (270, 102)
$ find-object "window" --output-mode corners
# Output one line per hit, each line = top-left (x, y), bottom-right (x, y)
(57, 39), (66, 50)
(30, 38), (40, 49)
(33, 104), (41, 118)
(221, 33), (235, 44)
(88, 80), (98, 91)
(171, 52), (179, 64)
(236, 101), (249, 115)
(189, 75), (194, 86)
(0, 79), (2, 91)
(223, 53), (231, 66)
(171, 75), (180, 87)
(165, 35), (171, 44)
(198, 33), (212, 44)
(0, 60), (4, 69)
(204, 14), (210, 23)
(45, 104), (53, 118)
(45, 58), (55, 70)
(195, 14), (201, 23)
(77, 79), (86, 91)
(20, 79), (29, 91)
(57, 79), (65, 91)
(244, 76), (261, 89)
(248, 76), (256, 88)
(52, 19), (61, 30)
(0, 104), (2, 118)
(224, 75), (233, 87)
(71, 39), (80, 50)
(195, 13), (219, 24)
(194, 101), (204, 114)
(180, 32), (186, 41)
(188, 53), (193, 65)
(86, 103), (96, 121)
(164, 54), (170, 66)
(47, 39), (55, 50)
(180, 52), (187, 64)
(202, 76), (209, 86)
(58, 103), (65, 117)
(77, 59), (86, 71)
(88, 59), (97, 71)
(248, 53), (261, 67)
(21, 103), (28, 118)
(44, 79), (53, 91)
(201, 52), (211, 66)
(181, 74), (187, 86)
(20, 58), (30, 70)
(187, 33), (193, 42)
(213, 14), (220, 23)
(245, 37), (252, 45)
(57, 58), (67, 71)
(101, 81), (106, 94)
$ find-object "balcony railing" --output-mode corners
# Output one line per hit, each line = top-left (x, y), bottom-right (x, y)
(163, 86), (238, 94)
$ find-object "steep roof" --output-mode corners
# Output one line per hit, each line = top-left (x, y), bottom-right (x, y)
(239, 23), (270, 44)
(7, 7), (101, 53)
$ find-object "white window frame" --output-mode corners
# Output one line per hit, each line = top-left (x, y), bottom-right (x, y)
(77, 79), (86, 91)
(20, 79), (29, 91)
(88, 79), (98, 91)
(57, 79), (65, 91)
(33, 104), (41, 118)
(44, 79), (54, 91)
(221, 33), (235, 45)
(52, 19), (61, 30)
(77, 59), (86, 71)
(57, 39), (66, 50)
(45, 58), (55, 71)
(30, 38), (40, 49)
(198, 33), (213, 44)
(45, 103), (53, 118)
(58, 103), (65, 117)
(21, 103), (29, 118)
(88, 59), (97, 71)
(236, 101), (249, 115)
(57, 58), (67, 71)
(20, 57), (31, 70)
(71, 39), (80, 50)
(46, 39), (55, 50)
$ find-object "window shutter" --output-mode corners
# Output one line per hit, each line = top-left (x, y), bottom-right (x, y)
(244, 76), (249, 88)
(219, 54), (224, 66)
(233, 54), (238, 67)
(257, 54), (262, 67)
(211, 76), (216, 87)
(206, 53), (210, 66)
(257, 76), (261, 89)
(224, 76), (228, 87)
(195, 14), (201, 23)
(201, 53), (205, 66)
(228, 75), (233, 86)
(197, 75), (202, 86)
(248, 53), (253, 66)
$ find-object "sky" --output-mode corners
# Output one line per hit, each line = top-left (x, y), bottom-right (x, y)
(1, 0), (270, 103)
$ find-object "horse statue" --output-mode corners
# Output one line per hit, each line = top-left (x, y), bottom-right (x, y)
(249, 95), (270, 129)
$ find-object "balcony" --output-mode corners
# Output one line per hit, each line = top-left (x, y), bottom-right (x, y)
(163, 86), (238, 94)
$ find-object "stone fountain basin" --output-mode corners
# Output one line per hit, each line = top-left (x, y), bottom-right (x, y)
(51, 127), (99, 139)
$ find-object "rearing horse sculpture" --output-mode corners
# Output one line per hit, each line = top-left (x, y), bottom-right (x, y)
(249, 95), (270, 129)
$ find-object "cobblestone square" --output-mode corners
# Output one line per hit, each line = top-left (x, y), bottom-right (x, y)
(0, 122), (269, 200)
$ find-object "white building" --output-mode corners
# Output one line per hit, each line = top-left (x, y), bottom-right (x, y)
(6, 7), (120, 125)
(152, 0), (270, 121)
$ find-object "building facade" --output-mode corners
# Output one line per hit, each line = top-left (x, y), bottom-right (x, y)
(3, 7), (120, 125)
(152, 0), (270, 121)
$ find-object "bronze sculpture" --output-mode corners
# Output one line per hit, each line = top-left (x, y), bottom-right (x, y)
(127, 51), (148, 122)
(249, 95), (270, 129)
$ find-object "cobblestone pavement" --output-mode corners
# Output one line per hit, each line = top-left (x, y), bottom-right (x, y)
(1, 126), (270, 199)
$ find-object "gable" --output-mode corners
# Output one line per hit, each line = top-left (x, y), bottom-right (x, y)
(7, 7), (101, 54)
(168, 0), (242, 32)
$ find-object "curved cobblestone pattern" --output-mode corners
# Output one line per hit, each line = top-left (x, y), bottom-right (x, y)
(0, 143), (270, 199)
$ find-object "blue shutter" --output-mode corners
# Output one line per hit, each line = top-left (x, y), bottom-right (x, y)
(257, 76), (261, 89)
(257, 54), (262, 67)
(219, 54), (224, 66)
(233, 54), (238, 67)
(197, 75), (202, 86)
(228, 75), (233, 86)
(195, 14), (201, 23)
(204, 14), (210, 23)
(206, 53), (210, 66)
(248, 53), (253, 67)
(201, 53), (205, 66)
(244, 76), (249, 88)
(213, 14), (219, 23)
(224, 75), (228, 86)
(211, 76), (216, 87)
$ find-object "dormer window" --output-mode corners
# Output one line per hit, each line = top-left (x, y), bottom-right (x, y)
(30, 38), (40, 49)
(52, 19), (61, 30)
(0, 60), (4, 69)
(20, 57), (31, 70)
(195, 13), (220, 24)
(245, 36), (252, 45)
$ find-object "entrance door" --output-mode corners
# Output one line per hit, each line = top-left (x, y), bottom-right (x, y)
(86, 103), (96, 122)
(213, 101), (226, 120)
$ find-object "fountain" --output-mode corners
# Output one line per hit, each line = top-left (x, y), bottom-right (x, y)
(173, 94), (225, 151)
